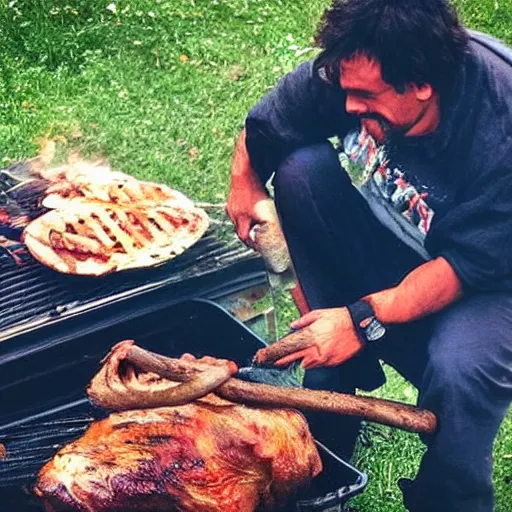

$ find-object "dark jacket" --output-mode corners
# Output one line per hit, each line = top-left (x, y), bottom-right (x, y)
(245, 32), (512, 295)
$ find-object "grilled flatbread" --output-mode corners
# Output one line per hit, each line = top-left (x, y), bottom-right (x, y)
(37, 160), (131, 184)
(22, 202), (209, 276)
(42, 177), (194, 210)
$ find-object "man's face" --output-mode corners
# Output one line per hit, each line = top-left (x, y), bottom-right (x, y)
(340, 54), (436, 143)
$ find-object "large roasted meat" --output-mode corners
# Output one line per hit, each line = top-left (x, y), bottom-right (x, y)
(34, 395), (322, 512)
(33, 340), (438, 512)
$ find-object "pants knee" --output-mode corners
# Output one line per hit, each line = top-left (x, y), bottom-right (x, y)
(274, 143), (344, 195)
(273, 143), (349, 222)
(419, 315), (511, 426)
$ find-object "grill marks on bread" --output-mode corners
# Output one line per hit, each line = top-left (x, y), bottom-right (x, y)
(22, 163), (209, 275)
(49, 206), (197, 256)
(23, 202), (209, 275)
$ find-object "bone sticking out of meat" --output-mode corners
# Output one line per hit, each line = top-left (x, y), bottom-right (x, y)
(88, 341), (437, 435)
(35, 392), (322, 512)
(87, 340), (236, 410)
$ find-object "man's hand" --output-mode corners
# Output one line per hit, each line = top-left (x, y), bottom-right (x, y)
(274, 307), (364, 369)
(226, 129), (273, 245)
(226, 180), (273, 245)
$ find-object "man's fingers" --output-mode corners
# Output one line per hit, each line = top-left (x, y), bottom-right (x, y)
(290, 310), (320, 329)
(225, 203), (234, 223)
(237, 216), (254, 246)
(300, 354), (321, 370)
(225, 205), (253, 246)
(274, 348), (312, 367)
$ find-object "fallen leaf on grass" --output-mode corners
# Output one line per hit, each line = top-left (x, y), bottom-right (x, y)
(68, 125), (83, 140)
(227, 65), (244, 81)
(21, 101), (37, 109)
(188, 147), (199, 161)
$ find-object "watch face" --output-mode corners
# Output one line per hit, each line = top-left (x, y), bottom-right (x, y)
(365, 318), (387, 342)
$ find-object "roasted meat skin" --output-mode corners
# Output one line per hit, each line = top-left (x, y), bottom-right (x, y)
(35, 396), (322, 512)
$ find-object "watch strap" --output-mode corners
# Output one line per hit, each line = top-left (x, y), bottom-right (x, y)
(347, 299), (386, 345)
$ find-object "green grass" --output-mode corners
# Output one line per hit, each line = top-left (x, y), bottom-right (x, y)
(0, 1), (511, 511)
(352, 367), (512, 512)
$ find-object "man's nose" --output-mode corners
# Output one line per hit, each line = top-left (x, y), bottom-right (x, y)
(345, 95), (367, 116)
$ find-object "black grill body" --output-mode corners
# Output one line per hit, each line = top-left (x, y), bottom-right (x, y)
(0, 167), (367, 510)
(0, 299), (367, 511)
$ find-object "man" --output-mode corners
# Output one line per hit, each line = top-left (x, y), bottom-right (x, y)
(226, 1), (512, 511)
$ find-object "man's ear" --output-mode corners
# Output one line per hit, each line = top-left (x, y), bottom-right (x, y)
(415, 83), (434, 101)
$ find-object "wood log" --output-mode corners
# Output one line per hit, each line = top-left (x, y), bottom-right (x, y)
(253, 330), (312, 365)
(89, 341), (437, 435)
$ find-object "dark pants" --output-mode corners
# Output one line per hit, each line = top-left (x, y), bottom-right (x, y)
(272, 143), (512, 512)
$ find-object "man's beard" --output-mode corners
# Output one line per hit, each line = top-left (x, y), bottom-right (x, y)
(359, 114), (411, 144)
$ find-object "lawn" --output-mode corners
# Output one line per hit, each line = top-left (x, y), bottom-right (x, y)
(0, 1), (511, 511)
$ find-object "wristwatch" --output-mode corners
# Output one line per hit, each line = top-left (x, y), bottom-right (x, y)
(347, 300), (387, 345)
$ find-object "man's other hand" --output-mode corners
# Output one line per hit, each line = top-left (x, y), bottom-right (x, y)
(226, 129), (272, 245)
(226, 182), (273, 245)
(274, 308), (364, 369)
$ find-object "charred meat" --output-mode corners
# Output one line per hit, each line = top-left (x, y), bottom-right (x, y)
(35, 397), (322, 512)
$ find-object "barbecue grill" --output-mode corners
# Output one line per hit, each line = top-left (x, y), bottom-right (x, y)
(0, 298), (367, 511)
(0, 180), (368, 510)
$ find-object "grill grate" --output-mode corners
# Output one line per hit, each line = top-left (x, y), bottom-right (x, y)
(0, 230), (259, 336)
(0, 165), (262, 337)
(0, 405), (99, 488)
(0, 161), (265, 340)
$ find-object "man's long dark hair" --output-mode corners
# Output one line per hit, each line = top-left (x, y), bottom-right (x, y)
(314, 0), (469, 94)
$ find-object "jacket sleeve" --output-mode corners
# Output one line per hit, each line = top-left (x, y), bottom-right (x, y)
(245, 60), (352, 184)
(426, 166), (512, 293)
